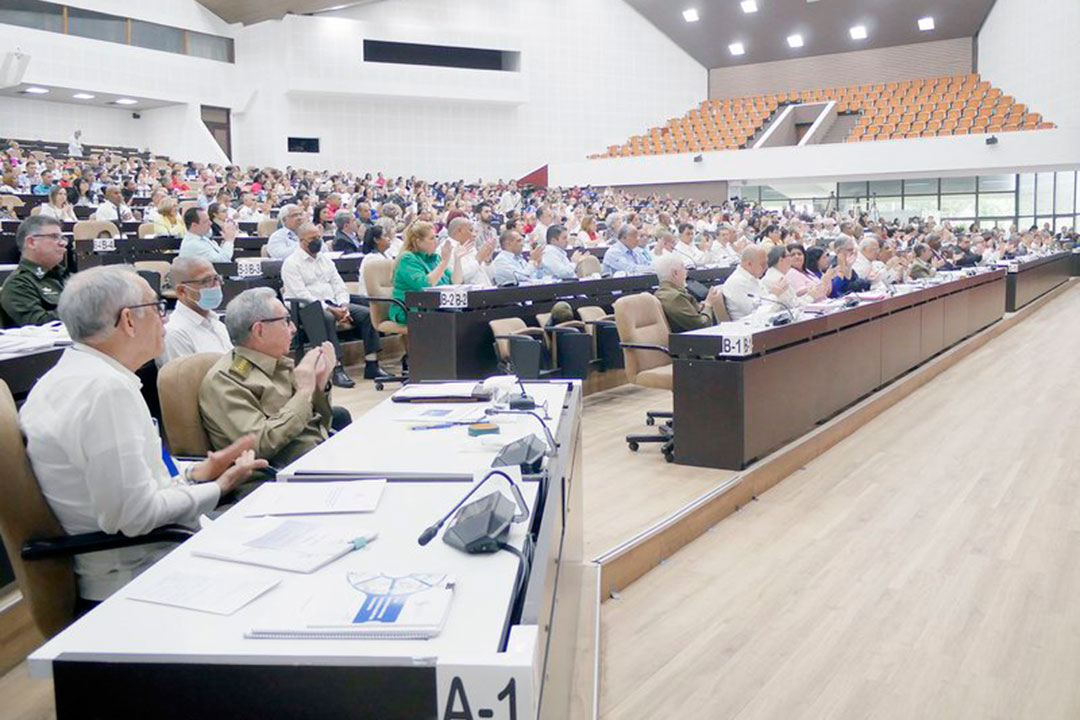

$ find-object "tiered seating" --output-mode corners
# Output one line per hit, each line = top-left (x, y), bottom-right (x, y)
(590, 73), (1055, 158)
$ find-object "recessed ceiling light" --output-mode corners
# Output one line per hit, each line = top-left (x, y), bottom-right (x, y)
(114, 98), (138, 105)
(740, 0), (758, 13)
(23, 86), (49, 94)
(729, 42), (745, 56)
(849, 25), (867, 40)
(682, 8), (699, 22)
(72, 92), (95, 100)
(787, 34), (804, 48)
(918, 16), (935, 31)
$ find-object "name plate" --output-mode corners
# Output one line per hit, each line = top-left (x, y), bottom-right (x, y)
(92, 237), (116, 253)
(236, 259), (263, 278)
(718, 334), (753, 357)
(439, 288), (469, 309)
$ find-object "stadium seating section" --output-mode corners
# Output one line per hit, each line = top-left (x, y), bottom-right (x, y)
(590, 74), (1055, 159)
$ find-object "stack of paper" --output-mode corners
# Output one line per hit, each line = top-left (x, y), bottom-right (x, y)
(240, 480), (387, 517)
(126, 569), (280, 615)
(193, 518), (363, 573)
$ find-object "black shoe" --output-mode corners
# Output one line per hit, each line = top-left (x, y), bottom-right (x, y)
(364, 361), (389, 379)
(401, 354), (409, 372)
(331, 365), (355, 388)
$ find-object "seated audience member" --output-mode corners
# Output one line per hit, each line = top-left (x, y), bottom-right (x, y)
(281, 223), (385, 386)
(142, 189), (168, 224)
(701, 226), (740, 265)
(654, 254), (724, 332)
(721, 245), (768, 321)
(492, 228), (543, 285)
(449, 217), (495, 287)
(762, 246), (799, 307)
(906, 244), (935, 280)
(541, 224), (581, 280)
(332, 210), (362, 253)
(208, 202), (230, 238)
(93, 185), (135, 223)
(953, 235), (982, 268)
(602, 225), (654, 275)
(475, 202), (499, 248)
(179, 207), (236, 262)
(200, 288), (335, 468)
(266, 204), (305, 259)
(577, 214), (601, 246)
(32, 170), (54, 196)
(671, 223), (704, 267)
(37, 185), (77, 223)
(828, 238), (869, 298)
(20, 266), (265, 605)
(158, 257), (231, 366)
(236, 193), (267, 222)
(1, 216), (72, 326)
(150, 197), (186, 238)
(389, 220), (457, 324)
(785, 243), (834, 298)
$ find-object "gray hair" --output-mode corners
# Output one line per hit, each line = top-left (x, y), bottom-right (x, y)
(333, 209), (353, 231)
(833, 237), (855, 253)
(15, 215), (63, 251)
(277, 203), (299, 228)
(57, 265), (145, 342)
(617, 224), (636, 242)
(224, 287), (278, 345)
(447, 216), (472, 238)
(766, 245), (787, 268)
(169, 255), (213, 287)
(653, 253), (685, 283)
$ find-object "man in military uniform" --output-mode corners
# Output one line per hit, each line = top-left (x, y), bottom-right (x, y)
(0, 215), (72, 326)
(199, 287), (336, 469)
(653, 254), (724, 333)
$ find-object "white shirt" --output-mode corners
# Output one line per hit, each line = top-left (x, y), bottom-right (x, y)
(281, 247), (349, 306)
(19, 345), (220, 600)
(236, 205), (267, 222)
(158, 301), (232, 367)
(702, 242), (739, 266)
(672, 240), (704, 268)
(37, 203), (76, 223)
(498, 190), (522, 215)
(94, 200), (134, 224)
(541, 243), (577, 280)
(458, 248), (494, 287)
(721, 265), (766, 321)
(762, 266), (806, 308)
(68, 134), (83, 157)
(266, 227), (299, 259)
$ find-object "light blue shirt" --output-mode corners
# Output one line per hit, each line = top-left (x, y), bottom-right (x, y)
(266, 227), (299, 259)
(602, 242), (654, 275)
(178, 232), (233, 263)
(541, 244), (577, 280)
(491, 250), (539, 286)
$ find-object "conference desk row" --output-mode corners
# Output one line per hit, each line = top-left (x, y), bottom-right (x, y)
(672, 268), (1008, 470)
(1003, 251), (1072, 311)
(29, 381), (592, 720)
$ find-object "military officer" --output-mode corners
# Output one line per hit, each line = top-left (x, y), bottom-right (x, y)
(199, 287), (336, 468)
(0, 216), (72, 326)
(653, 254), (724, 333)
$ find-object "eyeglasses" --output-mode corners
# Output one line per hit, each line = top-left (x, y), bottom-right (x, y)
(253, 315), (294, 329)
(114, 299), (167, 326)
(180, 274), (223, 288)
(31, 232), (66, 244)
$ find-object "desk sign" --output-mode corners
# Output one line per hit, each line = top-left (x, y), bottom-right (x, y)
(236, 259), (263, 278)
(92, 237), (117, 253)
(439, 288), (470, 309)
(718, 333), (753, 357)
(436, 626), (537, 720)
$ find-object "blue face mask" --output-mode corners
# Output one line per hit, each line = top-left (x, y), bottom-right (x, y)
(196, 285), (223, 311)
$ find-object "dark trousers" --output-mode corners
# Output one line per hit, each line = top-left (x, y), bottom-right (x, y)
(322, 303), (380, 359)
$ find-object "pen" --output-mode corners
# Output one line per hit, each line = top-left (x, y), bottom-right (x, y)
(408, 421), (475, 431)
(350, 533), (378, 551)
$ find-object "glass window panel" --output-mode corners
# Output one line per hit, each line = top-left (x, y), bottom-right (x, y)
(0, 0), (62, 32)
(760, 200), (788, 211)
(731, 186), (759, 202)
(760, 185), (788, 201)
(188, 31), (233, 62)
(838, 198), (861, 212)
(1035, 217), (1053, 230)
(1018, 217), (1035, 231)
(839, 181), (867, 198)
(904, 195), (939, 212)
(1036, 172), (1055, 215)
(1055, 171), (1075, 219)
(873, 196), (902, 213)
(979, 174), (1016, 192)
(67, 7), (126, 43)
(978, 193), (1016, 217)
(1056, 217), (1075, 232)
(869, 180), (901, 195)
(1018, 174), (1035, 215)
(940, 194), (976, 217)
(904, 178), (938, 195)
(978, 218), (1008, 230)
(131, 20), (184, 54)
(941, 176), (976, 193)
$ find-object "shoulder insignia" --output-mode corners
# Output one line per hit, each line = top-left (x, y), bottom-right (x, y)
(33, 266), (45, 279)
(230, 356), (253, 378)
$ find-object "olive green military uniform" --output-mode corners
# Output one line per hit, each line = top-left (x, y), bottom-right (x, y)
(0, 258), (70, 327)
(654, 280), (714, 333)
(198, 346), (333, 468)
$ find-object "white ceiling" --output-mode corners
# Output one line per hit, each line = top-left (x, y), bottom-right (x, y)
(0, 84), (177, 111)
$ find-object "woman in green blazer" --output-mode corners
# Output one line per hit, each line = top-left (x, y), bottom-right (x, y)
(390, 220), (461, 324)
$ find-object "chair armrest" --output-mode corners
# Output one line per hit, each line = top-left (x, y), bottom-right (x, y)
(21, 524), (196, 561)
(351, 295), (408, 315)
(493, 333), (543, 344)
(583, 316), (616, 324)
(620, 342), (670, 355)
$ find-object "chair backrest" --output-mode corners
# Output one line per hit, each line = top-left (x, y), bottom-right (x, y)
(577, 305), (610, 323)
(362, 256), (396, 327)
(257, 219), (279, 238)
(138, 222), (156, 239)
(713, 293), (732, 323)
(613, 293), (671, 383)
(158, 352), (222, 456)
(576, 254), (601, 277)
(0, 380), (76, 639)
(73, 220), (119, 241)
(0, 195), (23, 210)
(30, 205), (41, 216)
(489, 317), (529, 361)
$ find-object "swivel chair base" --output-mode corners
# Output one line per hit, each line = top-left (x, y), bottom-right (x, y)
(626, 419), (675, 463)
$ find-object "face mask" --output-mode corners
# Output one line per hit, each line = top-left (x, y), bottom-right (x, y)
(308, 239), (323, 254)
(195, 285), (223, 311)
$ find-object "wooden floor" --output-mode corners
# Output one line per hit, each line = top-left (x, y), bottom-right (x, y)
(601, 283), (1080, 720)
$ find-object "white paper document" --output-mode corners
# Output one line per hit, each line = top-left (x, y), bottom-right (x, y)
(392, 382), (481, 401)
(126, 569), (280, 615)
(394, 406), (485, 424)
(240, 480), (387, 517)
(193, 518), (363, 573)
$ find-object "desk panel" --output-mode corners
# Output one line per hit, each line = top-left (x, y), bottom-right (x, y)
(1005, 253), (1071, 311)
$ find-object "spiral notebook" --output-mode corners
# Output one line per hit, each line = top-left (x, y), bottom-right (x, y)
(246, 572), (455, 640)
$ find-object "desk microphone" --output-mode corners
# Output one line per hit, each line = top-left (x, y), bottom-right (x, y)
(508, 377), (536, 410)
(416, 469), (528, 548)
(747, 293), (795, 324)
(484, 407), (559, 454)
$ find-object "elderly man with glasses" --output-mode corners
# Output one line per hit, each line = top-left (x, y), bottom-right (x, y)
(198, 287), (339, 468)
(0, 215), (73, 326)
(157, 256), (232, 366)
(19, 266), (266, 608)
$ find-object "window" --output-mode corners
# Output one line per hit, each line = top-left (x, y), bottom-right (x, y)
(941, 176), (976, 193)
(904, 196), (938, 213)
(978, 174), (1016, 192)
(941, 194), (976, 217)
(1055, 171), (1075, 218)
(1036, 173), (1055, 215)
(1018, 174), (1035, 215)
(868, 180), (902, 195)
(67, 7), (125, 43)
(288, 137), (320, 153)
(188, 31), (233, 62)
(904, 178), (938, 195)
(978, 194), (1016, 217)
(131, 19), (184, 54)
(364, 39), (519, 72)
(0, 0), (62, 32)
(873, 196), (902, 213)
(839, 181), (867, 198)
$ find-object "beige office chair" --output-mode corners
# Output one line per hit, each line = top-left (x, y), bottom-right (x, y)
(158, 352), (222, 457)
(0, 195), (24, 213)
(138, 222), (156, 239)
(490, 317), (550, 379)
(613, 293), (674, 461)
(576, 254), (602, 277)
(73, 220), (119, 240)
(257, 219), (279, 238)
(134, 260), (177, 300)
(360, 256), (408, 390)
(30, 205), (41, 216)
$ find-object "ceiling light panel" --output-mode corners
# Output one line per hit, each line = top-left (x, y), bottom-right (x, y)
(682, 8), (699, 22)
(918, 16), (935, 31)
(787, 34), (804, 48)
(72, 92), (95, 100)
(849, 25), (867, 40)
(729, 42), (745, 56)
(23, 86), (49, 94)
(740, 1), (757, 13)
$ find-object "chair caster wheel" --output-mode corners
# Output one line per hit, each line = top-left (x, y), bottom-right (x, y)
(664, 450), (675, 463)
(375, 382), (384, 391)
(645, 417), (655, 426)
(628, 442), (639, 452)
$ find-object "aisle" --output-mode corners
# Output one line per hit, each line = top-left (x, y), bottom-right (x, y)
(601, 283), (1080, 720)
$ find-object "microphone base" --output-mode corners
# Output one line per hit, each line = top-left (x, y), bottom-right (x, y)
(508, 393), (537, 410)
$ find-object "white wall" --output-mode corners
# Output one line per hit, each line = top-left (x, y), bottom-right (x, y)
(978, 0), (1080, 129)
(0, 95), (146, 148)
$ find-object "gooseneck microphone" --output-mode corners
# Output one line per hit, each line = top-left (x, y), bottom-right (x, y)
(747, 292), (796, 324)
(417, 469), (523, 546)
(484, 407), (558, 453)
